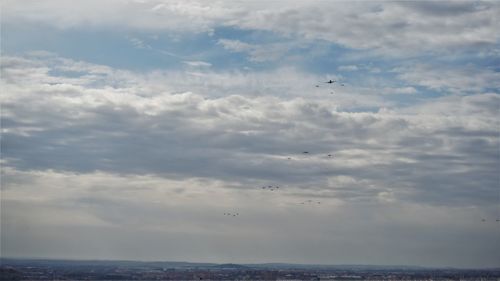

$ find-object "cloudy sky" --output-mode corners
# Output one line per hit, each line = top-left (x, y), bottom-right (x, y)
(1, 0), (499, 268)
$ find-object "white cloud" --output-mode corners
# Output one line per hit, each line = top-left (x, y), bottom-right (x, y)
(183, 60), (212, 67)
(126, 36), (152, 49)
(338, 64), (382, 73)
(1, 0), (236, 34)
(217, 39), (296, 62)
(217, 39), (253, 52)
(382, 86), (418, 95)
(338, 65), (359, 72)
(3, 1), (499, 55)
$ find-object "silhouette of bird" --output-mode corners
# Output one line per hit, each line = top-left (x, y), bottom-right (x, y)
(325, 80), (336, 84)
(315, 85), (320, 88)
(303, 151), (309, 154)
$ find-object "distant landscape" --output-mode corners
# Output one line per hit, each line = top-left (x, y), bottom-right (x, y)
(1, 258), (499, 280)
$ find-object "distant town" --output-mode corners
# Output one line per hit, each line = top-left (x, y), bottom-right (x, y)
(1, 259), (499, 280)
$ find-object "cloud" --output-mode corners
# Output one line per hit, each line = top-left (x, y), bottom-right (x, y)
(338, 65), (359, 72)
(1, 0), (236, 34)
(183, 60), (212, 67)
(126, 36), (152, 49)
(382, 86), (418, 95)
(394, 63), (500, 94)
(229, 1), (500, 55)
(1, 54), (498, 209)
(2, 53), (499, 267)
(217, 39), (296, 62)
(338, 64), (381, 73)
(2, 167), (499, 267)
(3, 1), (499, 55)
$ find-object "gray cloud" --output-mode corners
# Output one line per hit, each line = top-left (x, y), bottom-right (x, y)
(2, 169), (499, 267)
(1, 53), (499, 267)
(2, 54), (498, 207)
(394, 64), (500, 94)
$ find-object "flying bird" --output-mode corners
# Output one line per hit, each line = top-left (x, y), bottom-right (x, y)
(325, 80), (336, 84)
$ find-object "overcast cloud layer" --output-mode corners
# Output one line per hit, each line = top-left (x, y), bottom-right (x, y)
(1, 1), (500, 268)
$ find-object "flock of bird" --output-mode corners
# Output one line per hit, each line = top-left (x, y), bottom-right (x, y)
(223, 81), (343, 217)
(262, 185), (279, 191)
(224, 79), (500, 224)
(300, 200), (321, 205)
(223, 149), (335, 216)
(481, 219), (500, 222)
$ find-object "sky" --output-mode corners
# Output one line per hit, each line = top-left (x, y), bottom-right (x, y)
(1, 0), (499, 268)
